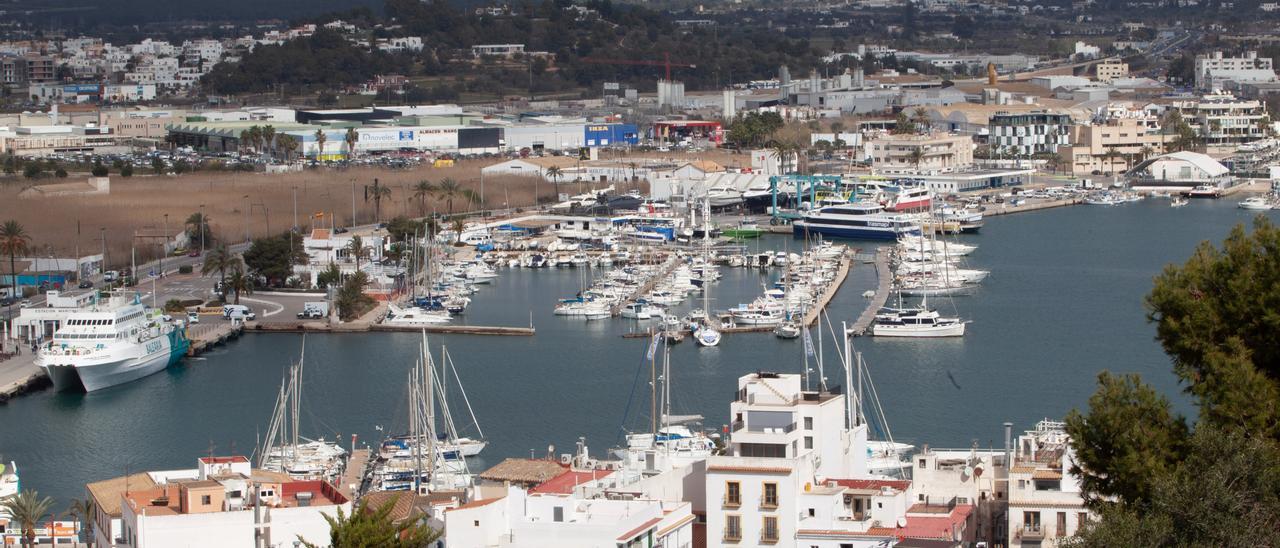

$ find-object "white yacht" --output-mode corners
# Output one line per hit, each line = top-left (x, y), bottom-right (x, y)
(871, 305), (967, 337)
(383, 304), (453, 325)
(0, 460), (17, 500)
(1238, 196), (1273, 210)
(37, 291), (189, 392)
(793, 202), (922, 241)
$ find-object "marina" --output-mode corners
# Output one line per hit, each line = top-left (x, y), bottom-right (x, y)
(2, 198), (1270, 505)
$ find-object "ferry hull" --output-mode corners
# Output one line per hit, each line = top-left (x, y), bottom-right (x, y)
(793, 222), (920, 241)
(40, 329), (188, 392)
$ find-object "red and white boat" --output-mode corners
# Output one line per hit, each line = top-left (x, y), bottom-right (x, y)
(884, 185), (932, 212)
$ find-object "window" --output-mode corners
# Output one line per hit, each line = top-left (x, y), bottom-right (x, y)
(553, 506), (564, 522)
(762, 482), (779, 509)
(762, 516), (780, 543)
(725, 481), (741, 507)
(724, 514), (742, 541)
(200, 495), (211, 505)
(807, 508), (815, 517)
(804, 436), (813, 450)
(1057, 511), (1067, 537)
(918, 459), (927, 468)
(804, 417), (813, 430)
(473, 520), (479, 527)
(1079, 512), (1089, 528)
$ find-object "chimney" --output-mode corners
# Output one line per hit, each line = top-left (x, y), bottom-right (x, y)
(1003, 422), (1013, 467)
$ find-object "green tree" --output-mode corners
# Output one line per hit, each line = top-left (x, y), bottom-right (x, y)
(186, 212), (212, 250)
(278, 134), (299, 162)
(346, 234), (370, 271)
(67, 498), (96, 548)
(334, 270), (373, 321)
(91, 161), (108, 177)
(242, 235), (304, 286)
(316, 262), (342, 290)
(910, 107), (930, 132)
(120, 164), (133, 177)
(892, 110), (916, 135)
(367, 181), (392, 222)
(262, 125), (277, 159)
(545, 166), (563, 187)
(1, 491), (55, 548)
(55, 167), (68, 178)
(1, 220), (32, 305)
(299, 494), (441, 548)
(151, 157), (165, 174)
(345, 127), (360, 158)
(226, 264), (252, 305)
(23, 163), (41, 179)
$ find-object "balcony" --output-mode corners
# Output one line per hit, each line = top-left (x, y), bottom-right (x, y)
(1020, 524), (1045, 540)
(723, 529), (742, 543)
(760, 531), (780, 544)
(723, 494), (741, 508)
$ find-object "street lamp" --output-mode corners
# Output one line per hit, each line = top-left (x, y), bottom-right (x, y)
(243, 194), (251, 243)
(199, 204), (206, 257)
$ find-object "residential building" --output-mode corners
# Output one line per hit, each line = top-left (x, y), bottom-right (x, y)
(1058, 107), (1173, 175)
(87, 472), (160, 548)
(868, 132), (975, 174)
(294, 228), (389, 289)
(1170, 93), (1268, 152)
(445, 485), (695, 547)
(472, 44), (525, 57)
(989, 111), (1072, 157)
(1195, 51), (1276, 90)
(1095, 59), (1129, 82)
(1006, 421), (1090, 547)
(114, 456), (350, 548)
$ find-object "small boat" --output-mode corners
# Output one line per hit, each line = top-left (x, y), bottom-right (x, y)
(1238, 196), (1273, 210)
(384, 304), (452, 325)
(1183, 185), (1221, 199)
(1170, 197), (1189, 208)
(694, 324), (721, 347)
(774, 322), (801, 339)
(621, 301), (660, 320)
(871, 305), (967, 338)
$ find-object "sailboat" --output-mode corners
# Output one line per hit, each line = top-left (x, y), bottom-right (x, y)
(614, 332), (716, 464)
(692, 198), (723, 347)
(256, 339), (349, 482)
(372, 332), (476, 494)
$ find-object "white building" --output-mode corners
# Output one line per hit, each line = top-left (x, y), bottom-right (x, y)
(989, 111), (1073, 156)
(445, 485), (695, 547)
(472, 44), (525, 57)
(1127, 150), (1232, 188)
(1170, 93), (1268, 151)
(1006, 421), (1091, 547)
(295, 228), (388, 288)
(111, 456), (349, 548)
(1195, 51), (1276, 90)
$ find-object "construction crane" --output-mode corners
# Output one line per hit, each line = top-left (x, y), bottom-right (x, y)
(579, 52), (696, 81)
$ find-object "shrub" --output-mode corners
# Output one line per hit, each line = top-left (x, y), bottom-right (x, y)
(178, 265), (193, 274)
(55, 168), (67, 178)
(120, 164), (133, 177)
(91, 162), (109, 177)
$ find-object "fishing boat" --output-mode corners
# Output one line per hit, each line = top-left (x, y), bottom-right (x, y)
(774, 321), (801, 339)
(37, 290), (190, 392)
(1238, 196), (1273, 210)
(1170, 197), (1189, 208)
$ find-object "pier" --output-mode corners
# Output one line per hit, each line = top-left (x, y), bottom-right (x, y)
(850, 247), (893, 335)
(802, 252), (852, 327)
(186, 323), (244, 355)
(984, 197), (1079, 216)
(249, 322), (535, 336)
(0, 352), (48, 403)
(609, 254), (682, 317)
(338, 448), (372, 500)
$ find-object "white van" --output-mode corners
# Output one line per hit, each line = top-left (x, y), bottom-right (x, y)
(222, 304), (256, 320)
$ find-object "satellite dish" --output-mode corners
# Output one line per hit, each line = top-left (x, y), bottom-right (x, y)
(548, 444), (555, 455)
(974, 465), (984, 477)
(897, 517), (907, 528)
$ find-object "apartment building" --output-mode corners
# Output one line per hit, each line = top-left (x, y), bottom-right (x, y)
(1057, 107), (1173, 175)
(1095, 59), (1129, 82)
(989, 111), (1073, 156)
(1006, 421), (1091, 547)
(1170, 93), (1268, 152)
(868, 132), (975, 174)
(1195, 51), (1276, 90)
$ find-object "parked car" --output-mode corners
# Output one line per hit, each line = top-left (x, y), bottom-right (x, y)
(78, 280), (94, 289)
(19, 299), (32, 308)
(187, 311), (200, 324)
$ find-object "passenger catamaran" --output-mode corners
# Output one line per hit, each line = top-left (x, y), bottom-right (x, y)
(37, 291), (189, 392)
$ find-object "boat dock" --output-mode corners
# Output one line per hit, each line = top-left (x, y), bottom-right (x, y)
(338, 448), (372, 500)
(249, 322), (535, 336)
(985, 197), (1079, 216)
(850, 247), (893, 335)
(186, 323), (244, 355)
(609, 254), (682, 317)
(0, 352), (48, 403)
(802, 252), (851, 327)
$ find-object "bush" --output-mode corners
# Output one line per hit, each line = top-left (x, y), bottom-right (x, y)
(120, 164), (133, 177)
(55, 168), (67, 178)
(23, 164), (41, 179)
(163, 299), (187, 313)
(178, 265), (193, 274)
(91, 162), (109, 177)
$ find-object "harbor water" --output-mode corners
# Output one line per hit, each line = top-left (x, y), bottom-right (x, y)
(1, 198), (1274, 505)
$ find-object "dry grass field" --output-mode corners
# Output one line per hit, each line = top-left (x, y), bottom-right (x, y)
(0, 148), (759, 266)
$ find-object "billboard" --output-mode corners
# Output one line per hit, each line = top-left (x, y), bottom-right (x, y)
(458, 127), (500, 150)
(584, 124), (639, 147)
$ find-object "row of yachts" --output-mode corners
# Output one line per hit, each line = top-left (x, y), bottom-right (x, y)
(870, 235), (985, 338)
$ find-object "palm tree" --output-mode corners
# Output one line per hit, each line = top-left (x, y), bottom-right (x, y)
(345, 235), (370, 270)
(769, 140), (798, 174)
(368, 182), (392, 222)
(226, 264), (251, 305)
(434, 178), (478, 215)
(261, 125), (277, 160)
(2, 490), (55, 548)
(1102, 149), (1123, 173)
(1138, 145), (1156, 162)
(907, 147), (926, 173)
(185, 212), (211, 249)
(201, 244), (237, 300)
(545, 166), (564, 187)
(911, 107), (930, 133)
(247, 125), (263, 155)
(344, 128), (360, 159)
(67, 498), (95, 548)
(239, 129), (253, 154)
(1, 220), (32, 304)
(314, 129), (327, 161)
(279, 134), (299, 163)
(412, 180), (437, 216)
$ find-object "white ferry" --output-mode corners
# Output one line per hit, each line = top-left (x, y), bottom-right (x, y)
(793, 202), (923, 241)
(36, 292), (189, 392)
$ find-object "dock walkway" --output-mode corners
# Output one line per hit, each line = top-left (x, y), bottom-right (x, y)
(186, 323), (244, 355)
(802, 253), (852, 327)
(611, 254), (682, 317)
(850, 247), (893, 335)
(339, 448), (372, 500)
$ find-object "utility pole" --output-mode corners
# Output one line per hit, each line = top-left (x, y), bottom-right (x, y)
(351, 179), (357, 228)
(99, 227), (107, 276)
(199, 204), (206, 257)
(243, 194), (251, 243)
(161, 213), (168, 278)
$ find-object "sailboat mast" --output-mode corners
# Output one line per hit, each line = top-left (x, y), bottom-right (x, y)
(650, 332), (657, 436)
(843, 321), (855, 428)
